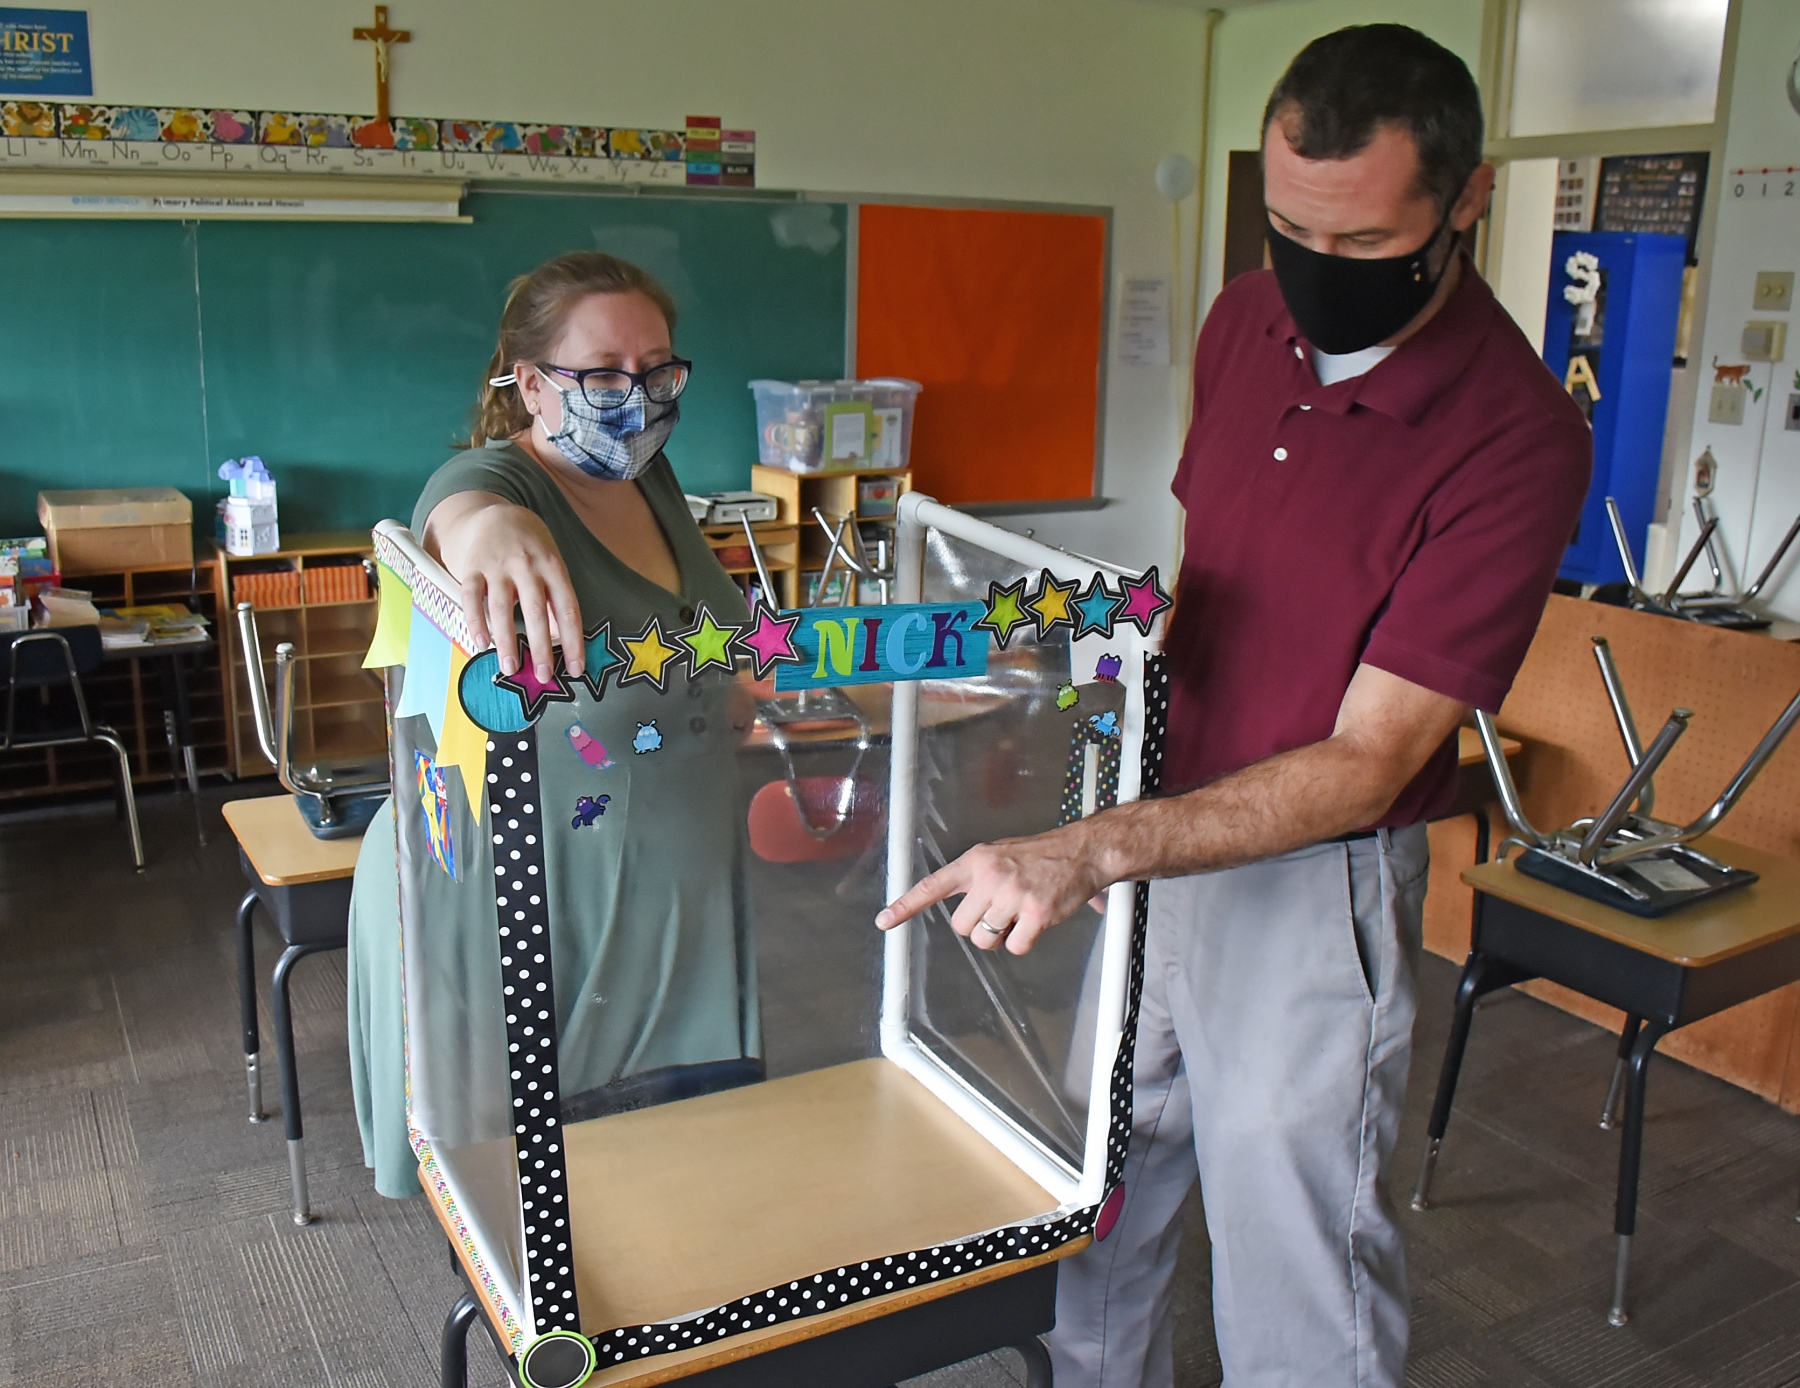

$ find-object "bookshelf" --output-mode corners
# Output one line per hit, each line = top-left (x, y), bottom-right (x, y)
(0, 557), (230, 801)
(213, 532), (386, 780)
(749, 464), (911, 606)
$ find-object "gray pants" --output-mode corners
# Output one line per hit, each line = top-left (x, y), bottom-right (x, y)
(1049, 826), (1429, 1388)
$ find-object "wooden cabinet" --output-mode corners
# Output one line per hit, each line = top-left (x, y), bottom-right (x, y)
(0, 558), (230, 800)
(213, 532), (386, 780)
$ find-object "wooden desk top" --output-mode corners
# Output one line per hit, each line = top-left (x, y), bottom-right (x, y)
(424, 1057), (1075, 1383)
(743, 681), (1009, 749)
(1457, 726), (1519, 767)
(1463, 836), (1800, 967)
(221, 794), (365, 885)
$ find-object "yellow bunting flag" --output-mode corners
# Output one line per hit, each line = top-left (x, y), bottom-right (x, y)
(362, 561), (413, 669)
(437, 644), (489, 818)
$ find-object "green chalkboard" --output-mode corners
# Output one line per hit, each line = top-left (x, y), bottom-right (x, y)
(0, 189), (848, 538)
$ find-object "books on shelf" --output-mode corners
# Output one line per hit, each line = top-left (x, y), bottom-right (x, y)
(98, 603), (210, 647)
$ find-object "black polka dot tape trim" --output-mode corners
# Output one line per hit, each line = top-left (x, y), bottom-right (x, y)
(1105, 652), (1170, 1190)
(489, 732), (583, 1336)
(582, 1209), (1099, 1365)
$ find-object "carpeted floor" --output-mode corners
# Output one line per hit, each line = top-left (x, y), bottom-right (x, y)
(1, 785), (1797, 1387)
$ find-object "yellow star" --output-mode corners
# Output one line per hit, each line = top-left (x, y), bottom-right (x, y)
(1027, 572), (1078, 638)
(676, 604), (740, 675)
(617, 615), (684, 691)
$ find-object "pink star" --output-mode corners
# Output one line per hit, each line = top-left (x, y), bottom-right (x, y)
(735, 605), (803, 679)
(493, 635), (575, 720)
(1117, 566), (1171, 635)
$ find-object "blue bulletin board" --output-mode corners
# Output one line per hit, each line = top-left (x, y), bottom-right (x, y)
(1541, 230), (1686, 587)
(0, 8), (90, 96)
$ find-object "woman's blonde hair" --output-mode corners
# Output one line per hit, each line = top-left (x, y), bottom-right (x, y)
(469, 251), (678, 446)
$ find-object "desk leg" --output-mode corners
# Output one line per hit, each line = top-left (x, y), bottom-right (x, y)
(1411, 948), (1531, 1211)
(1598, 1015), (1642, 1131)
(1609, 1020), (1669, 1327)
(236, 891), (266, 1123)
(270, 941), (330, 1225)
(1014, 1335), (1053, 1388)
(439, 1291), (483, 1388)
(167, 655), (205, 847)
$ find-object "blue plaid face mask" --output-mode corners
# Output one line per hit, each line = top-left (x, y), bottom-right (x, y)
(540, 383), (678, 481)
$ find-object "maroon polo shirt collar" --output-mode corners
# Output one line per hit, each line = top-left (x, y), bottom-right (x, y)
(1260, 251), (1496, 425)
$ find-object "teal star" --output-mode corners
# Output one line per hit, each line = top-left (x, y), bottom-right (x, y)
(1072, 573), (1125, 638)
(576, 622), (622, 700)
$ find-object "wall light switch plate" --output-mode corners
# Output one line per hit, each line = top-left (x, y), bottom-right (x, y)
(1743, 320), (1788, 361)
(1754, 270), (1794, 313)
(1710, 384), (1748, 425)
(1787, 393), (1800, 432)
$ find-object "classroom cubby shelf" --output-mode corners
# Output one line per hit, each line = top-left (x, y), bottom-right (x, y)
(0, 558), (230, 802)
(748, 463), (910, 607)
(215, 533), (386, 781)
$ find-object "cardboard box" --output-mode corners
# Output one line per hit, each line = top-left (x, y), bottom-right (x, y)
(38, 488), (193, 575)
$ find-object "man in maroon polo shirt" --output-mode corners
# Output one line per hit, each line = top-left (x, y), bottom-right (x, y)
(878, 24), (1590, 1388)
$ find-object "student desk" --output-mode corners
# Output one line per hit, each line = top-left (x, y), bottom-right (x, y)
(1447, 725), (1519, 865)
(104, 631), (211, 843)
(1410, 836), (1800, 1325)
(222, 793), (364, 1226)
(430, 1058), (1072, 1388)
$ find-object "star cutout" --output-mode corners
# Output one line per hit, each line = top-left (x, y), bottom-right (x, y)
(617, 615), (685, 692)
(734, 604), (803, 679)
(575, 621), (622, 701)
(676, 603), (741, 676)
(1027, 571), (1079, 639)
(973, 578), (1032, 650)
(492, 635), (576, 721)
(1117, 566), (1172, 635)
(1072, 572), (1125, 638)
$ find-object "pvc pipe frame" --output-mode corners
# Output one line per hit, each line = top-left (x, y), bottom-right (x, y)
(882, 492), (1159, 1213)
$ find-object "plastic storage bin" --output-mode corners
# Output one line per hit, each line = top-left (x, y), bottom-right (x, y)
(750, 378), (921, 473)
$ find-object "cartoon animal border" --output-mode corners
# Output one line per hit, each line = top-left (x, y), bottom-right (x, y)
(444, 565), (1173, 736)
(1713, 358), (1754, 387)
(0, 99), (750, 165)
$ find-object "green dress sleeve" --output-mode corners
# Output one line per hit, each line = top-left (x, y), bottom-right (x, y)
(351, 436), (759, 1197)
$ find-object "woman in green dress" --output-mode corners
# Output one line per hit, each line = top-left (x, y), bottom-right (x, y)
(348, 251), (758, 1198)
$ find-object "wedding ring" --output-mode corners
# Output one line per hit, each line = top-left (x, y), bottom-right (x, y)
(975, 918), (1009, 937)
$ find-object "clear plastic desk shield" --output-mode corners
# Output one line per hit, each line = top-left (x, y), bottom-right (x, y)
(369, 493), (1168, 1379)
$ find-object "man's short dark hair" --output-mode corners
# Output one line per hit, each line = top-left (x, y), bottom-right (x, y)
(1262, 25), (1484, 213)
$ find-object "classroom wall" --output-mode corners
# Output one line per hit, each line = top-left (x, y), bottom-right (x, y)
(52, 0), (1216, 574)
(1666, 0), (1800, 616)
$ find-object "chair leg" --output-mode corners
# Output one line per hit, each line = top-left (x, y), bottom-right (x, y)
(270, 942), (328, 1225)
(1412, 951), (1529, 1211)
(1609, 1020), (1669, 1327)
(95, 731), (144, 871)
(236, 890), (266, 1123)
(1014, 1335), (1053, 1388)
(1599, 1015), (1642, 1130)
(440, 1292), (482, 1388)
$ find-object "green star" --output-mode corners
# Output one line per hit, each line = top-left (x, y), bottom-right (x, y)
(677, 604), (740, 675)
(973, 578), (1032, 649)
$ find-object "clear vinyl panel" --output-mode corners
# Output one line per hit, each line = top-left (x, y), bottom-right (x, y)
(389, 661), (524, 1329)
(902, 526), (1129, 1176)
(382, 515), (1088, 1355)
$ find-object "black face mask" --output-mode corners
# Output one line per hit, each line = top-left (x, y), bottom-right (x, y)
(1264, 214), (1456, 356)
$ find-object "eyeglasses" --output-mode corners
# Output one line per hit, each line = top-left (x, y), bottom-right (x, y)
(535, 358), (692, 408)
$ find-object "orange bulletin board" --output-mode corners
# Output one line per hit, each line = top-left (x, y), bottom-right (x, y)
(855, 203), (1107, 507)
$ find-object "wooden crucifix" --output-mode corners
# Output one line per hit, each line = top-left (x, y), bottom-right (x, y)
(352, 6), (410, 123)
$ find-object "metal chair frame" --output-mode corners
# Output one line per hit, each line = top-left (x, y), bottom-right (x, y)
(1, 628), (143, 870)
